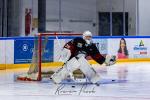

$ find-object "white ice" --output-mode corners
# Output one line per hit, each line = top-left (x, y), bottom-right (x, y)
(0, 62), (150, 100)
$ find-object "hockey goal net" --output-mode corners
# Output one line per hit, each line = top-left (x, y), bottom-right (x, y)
(17, 33), (82, 81)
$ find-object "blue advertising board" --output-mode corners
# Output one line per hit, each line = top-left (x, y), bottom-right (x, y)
(14, 39), (54, 64)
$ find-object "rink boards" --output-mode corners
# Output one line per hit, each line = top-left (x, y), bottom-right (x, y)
(0, 36), (150, 69)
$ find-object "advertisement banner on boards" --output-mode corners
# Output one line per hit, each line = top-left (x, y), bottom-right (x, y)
(108, 38), (150, 59)
(14, 39), (54, 64)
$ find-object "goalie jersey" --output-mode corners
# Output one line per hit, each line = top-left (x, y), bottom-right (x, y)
(64, 37), (106, 64)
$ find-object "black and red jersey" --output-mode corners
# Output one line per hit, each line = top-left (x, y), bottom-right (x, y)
(64, 37), (105, 64)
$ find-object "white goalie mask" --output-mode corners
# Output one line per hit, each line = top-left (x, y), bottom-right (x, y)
(83, 31), (93, 45)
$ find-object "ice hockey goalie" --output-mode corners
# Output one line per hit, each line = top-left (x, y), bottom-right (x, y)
(51, 31), (116, 84)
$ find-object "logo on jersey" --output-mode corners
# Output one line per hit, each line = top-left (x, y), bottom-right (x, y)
(77, 43), (83, 48)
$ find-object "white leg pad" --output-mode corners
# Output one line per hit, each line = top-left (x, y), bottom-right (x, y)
(51, 57), (80, 83)
(78, 56), (100, 83)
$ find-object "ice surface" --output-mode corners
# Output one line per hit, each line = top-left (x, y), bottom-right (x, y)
(0, 62), (150, 100)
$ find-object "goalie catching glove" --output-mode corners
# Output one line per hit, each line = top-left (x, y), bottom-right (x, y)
(104, 55), (116, 66)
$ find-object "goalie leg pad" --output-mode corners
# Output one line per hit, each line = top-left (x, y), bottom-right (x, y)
(78, 56), (100, 83)
(51, 57), (80, 83)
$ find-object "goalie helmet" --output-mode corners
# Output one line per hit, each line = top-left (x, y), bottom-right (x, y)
(82, 31), (93, 45)
(83, 31), (92, 38)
